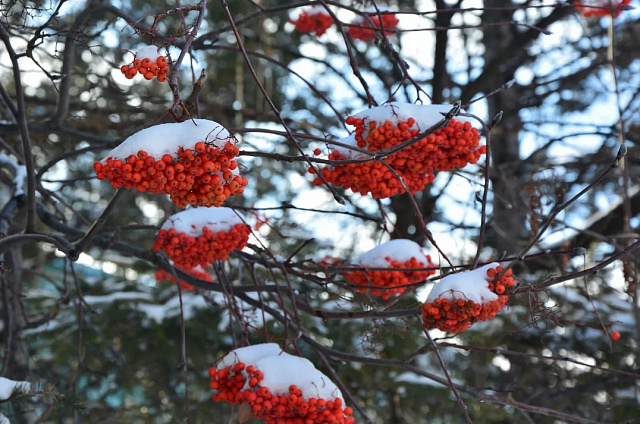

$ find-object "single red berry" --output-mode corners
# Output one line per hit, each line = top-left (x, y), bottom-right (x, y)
(611, 331), (621, 341)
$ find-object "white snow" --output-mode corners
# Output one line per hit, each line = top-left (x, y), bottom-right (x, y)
(160, 207), (245, 236)
(220, 343), (284, 369)
(331, 133), (366, 159)
(0, 413), (9, 424)
(219, 343), (344, 401)
(135, 45), (160, 61)
(14, 165), (27, 196)
(101, 119), (232, 161)
(307, 6), (330, 16)
(395, 371), (461, 388)
(352, 239), (427, 267)
(137, 292), (211, 324)
(0, 377), (31, 400)
(0, 153), (27, 196)
(83, 292), (153, 304)
(330, 103), (476, 159)
(425, 263), (499, 304)
(256, 354), (343, 400)
(581, 0), (618, 6)
(351, 103), (472, 131)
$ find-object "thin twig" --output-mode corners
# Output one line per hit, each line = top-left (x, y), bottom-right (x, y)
(70, 189), (126, 261)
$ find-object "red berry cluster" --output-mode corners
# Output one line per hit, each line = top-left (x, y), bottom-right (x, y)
(348, 14), (399, 41)
(317, 255), (342, 268)
(421, 265), (515, 334)
(345, 256), (435, 300)
(576, 0), (630, 18)
(155, 266), (213, 291)
(209, 362), (355, 424)
(311, 116), (484, 199)
(94, 141), (248, 208)
(152, 224), (250, 269)
(291, 9), (334, 36)
(120, 56), (169, 82)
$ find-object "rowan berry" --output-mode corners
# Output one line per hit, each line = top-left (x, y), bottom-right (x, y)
(346, 253), (435, 299)
(348, 13), (399, 41)
(153, 207), (250, 268)
(95, 121), (248, 207)
(421, 263), (515, 333)
(290, 8), (334, 36)
(154, 265), (212, 290)
(311, 104), (483, 199)
(611, 331), (621, 341)
(209, 345), (356, 424)
(119, 47), (170, 83)
(576, 0), (631, 18)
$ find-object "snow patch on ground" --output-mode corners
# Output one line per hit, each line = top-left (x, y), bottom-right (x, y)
(137, 293), (211, 324)
(83, 292), (153, 304)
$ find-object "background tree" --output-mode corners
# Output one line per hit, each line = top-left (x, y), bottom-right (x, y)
(0, 0), (638, 423)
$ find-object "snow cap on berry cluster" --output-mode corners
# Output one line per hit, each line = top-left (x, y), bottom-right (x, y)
(135, 45), (161, 61)
(331, 102), (471, 159)
(101, 119), (232, 163)
(353, 239), (427, 267)
(160, 207), (245, 237)
(351, 102), (472, 135)
(425, 263), (499, 304)
(220, 343), (344, 402)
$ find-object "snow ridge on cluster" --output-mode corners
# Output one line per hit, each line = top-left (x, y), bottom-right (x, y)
(311, 103), (484, 199)
(210, 344), (354, 423)
(153, 207), (250, 269)
(421, 263), (515, 333)
(94, 119), (248, 207)
(346, 239), (436, 299)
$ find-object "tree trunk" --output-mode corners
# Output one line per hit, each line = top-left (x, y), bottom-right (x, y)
(2, 247), (37, 424)
(479, 0), (530, 256)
